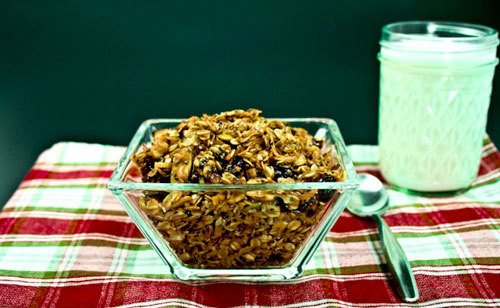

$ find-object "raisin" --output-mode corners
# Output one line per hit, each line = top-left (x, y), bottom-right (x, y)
(275, 197), (288, 212)
(273, 164), (295, 179)
(269, 254), (281, 261)
(313, 139), (323, 148)
(320, 174), (337, 183)
(300, 195), (317, 212)
(233, 156), (245, 169)
(217, 159), (228, 172)
(318, 190), (335, 202)
(141, 156), (156, 181)
(191, 172), (200, 183)
(318, 174), (337, 201)
(145, 191), (167, 201)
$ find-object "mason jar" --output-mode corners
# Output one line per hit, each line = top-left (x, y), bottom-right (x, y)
(378, 21), (499, 192)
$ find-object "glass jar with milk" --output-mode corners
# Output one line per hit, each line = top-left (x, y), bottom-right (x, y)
(378, 21), (499, 192)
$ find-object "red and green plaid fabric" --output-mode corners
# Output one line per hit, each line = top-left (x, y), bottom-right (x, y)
(1, 139), (499, 307)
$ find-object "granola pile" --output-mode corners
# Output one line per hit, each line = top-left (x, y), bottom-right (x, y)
(132, 109), (345, 268)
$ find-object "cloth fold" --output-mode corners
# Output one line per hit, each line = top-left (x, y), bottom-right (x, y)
(0, 140), (499, 307)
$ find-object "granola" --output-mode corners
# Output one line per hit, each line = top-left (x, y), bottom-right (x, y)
(132, 109), (345, 268)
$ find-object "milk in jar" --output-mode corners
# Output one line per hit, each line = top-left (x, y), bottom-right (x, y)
(377, 22), (499, 192)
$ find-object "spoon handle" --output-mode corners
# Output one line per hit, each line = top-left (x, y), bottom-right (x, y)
(373, 214), (419, 302)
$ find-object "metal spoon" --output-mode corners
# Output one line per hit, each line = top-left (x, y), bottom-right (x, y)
(347, 173), (419, 302)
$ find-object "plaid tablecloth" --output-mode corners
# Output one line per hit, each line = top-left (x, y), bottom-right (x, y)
(1, 139), (499, 308)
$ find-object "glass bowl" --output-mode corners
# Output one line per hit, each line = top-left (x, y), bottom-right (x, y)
(108, 118), (358, 280)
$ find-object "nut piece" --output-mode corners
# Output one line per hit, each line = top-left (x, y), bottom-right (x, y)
(243, 254), (255, 262)
(263, 165), (274, 179)
(230, 241), (241, 251)
(218, 134), (233, 141)
(288, 220), (302, 231)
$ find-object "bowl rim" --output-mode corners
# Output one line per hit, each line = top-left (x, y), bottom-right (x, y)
(108, 117), (359, 193)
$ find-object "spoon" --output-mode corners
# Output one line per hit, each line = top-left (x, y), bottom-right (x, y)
(347, 173), (419, 302)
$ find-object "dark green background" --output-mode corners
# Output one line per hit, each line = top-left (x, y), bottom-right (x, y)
(1, 1), (499, 208)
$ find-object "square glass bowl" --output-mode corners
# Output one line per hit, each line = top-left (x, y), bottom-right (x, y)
(108, 118), (358, 280)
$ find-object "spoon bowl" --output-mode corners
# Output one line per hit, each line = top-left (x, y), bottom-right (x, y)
(347, 173), (389, 217)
